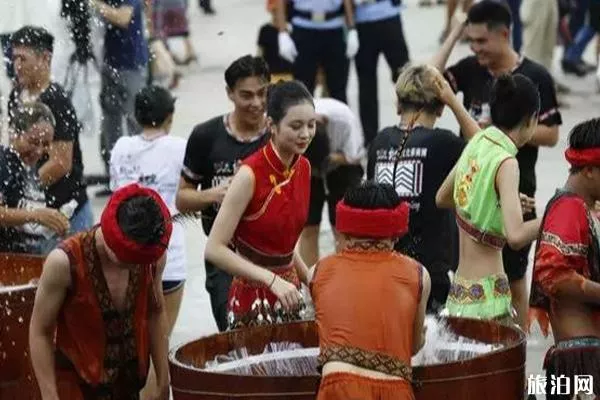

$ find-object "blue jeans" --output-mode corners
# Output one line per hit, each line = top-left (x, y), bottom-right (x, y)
(564, 24), (596, 62)
(40, 200), (95, 254)
(99, 66), (147, 172)
(569, 0), (590, 37)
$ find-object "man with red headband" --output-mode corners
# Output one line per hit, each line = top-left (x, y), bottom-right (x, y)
(529, 118), (600, 399)
(311, 181), (430, 400)
(29, 183), (171, 400)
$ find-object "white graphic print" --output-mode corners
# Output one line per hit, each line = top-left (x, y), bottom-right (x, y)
(375, 160), (423, 198)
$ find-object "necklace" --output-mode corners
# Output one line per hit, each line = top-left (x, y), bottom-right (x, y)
(226, 113), (266, 143)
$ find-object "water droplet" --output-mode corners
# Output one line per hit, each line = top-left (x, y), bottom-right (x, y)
(18, 316), (24, 323)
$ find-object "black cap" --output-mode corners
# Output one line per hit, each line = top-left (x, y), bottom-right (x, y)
(134, 86), (176, 127)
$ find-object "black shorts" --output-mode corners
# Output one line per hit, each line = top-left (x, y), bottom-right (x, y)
(306, 165), (364, 227)
(162, 280), (185, 294)
(502, 211), (536, 282)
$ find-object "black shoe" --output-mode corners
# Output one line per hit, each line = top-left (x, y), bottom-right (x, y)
(561, 60), (589, 77)
(199, 0), (215, 14)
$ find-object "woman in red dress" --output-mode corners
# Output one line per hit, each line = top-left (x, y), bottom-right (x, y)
(205, 80), (316, 329)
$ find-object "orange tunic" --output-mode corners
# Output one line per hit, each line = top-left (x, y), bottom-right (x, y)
(55, 228), (158, 400)
(311, 249), (423, 400)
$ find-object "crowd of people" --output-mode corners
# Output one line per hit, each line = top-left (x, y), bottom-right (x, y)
(0, 0), (599, 399)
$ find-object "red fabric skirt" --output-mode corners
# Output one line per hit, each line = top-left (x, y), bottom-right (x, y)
(226, 264), (303, 329)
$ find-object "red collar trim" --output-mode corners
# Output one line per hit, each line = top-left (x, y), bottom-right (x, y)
(263, 141), (299, 177)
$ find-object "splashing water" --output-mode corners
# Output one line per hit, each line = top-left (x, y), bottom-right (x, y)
(200, 317), (503, 376)
(412, 316), (503, 366)
(204, 342), (319, 376)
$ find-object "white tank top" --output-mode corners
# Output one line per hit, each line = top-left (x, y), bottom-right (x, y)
(109, 134), (187, 281)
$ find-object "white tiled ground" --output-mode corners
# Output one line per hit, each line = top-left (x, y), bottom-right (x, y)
(4, 1), (600, 396)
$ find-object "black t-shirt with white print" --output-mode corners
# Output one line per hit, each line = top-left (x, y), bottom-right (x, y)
(0, 146), (48, 254)
(367, 126), (465, 279)
(444, 56), (562, 198)
(182, 115), (270, 235)
(8, 83), (88, 213)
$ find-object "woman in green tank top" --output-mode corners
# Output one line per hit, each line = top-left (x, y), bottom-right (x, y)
(435, 73), (542, 325)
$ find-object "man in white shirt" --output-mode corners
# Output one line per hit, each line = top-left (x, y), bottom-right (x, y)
(109, 85), (186, 398)
(299, 97), (365, 267)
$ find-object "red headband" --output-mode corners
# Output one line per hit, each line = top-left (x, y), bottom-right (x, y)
(335, 200), (410, 238)
(100, 183), (173, 265)
(565, 148), (600, 167)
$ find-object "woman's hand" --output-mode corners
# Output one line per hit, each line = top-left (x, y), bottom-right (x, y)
(431, 68), (456, 106)
(270, 275), (302, 312)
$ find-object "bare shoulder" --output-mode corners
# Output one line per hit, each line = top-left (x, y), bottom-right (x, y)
(498, 157), (519, 174)
(40, 248), (72, 290)
(232, 165), (256, 188)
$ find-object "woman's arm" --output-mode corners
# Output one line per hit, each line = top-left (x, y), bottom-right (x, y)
(436, 164), (458, 209)
(292, 249), (310, 286)
(497, 158), (541, 250)
(433, 69), (480, 140)
(205, 166), (302, 310)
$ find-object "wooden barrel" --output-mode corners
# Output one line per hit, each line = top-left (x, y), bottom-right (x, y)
(169, 318), (525, 400)
(0, 253), (44, 400)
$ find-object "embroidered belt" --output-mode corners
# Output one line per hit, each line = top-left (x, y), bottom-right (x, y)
(318, 345), (412, 381)
(448, 274), (511, 304)
(456, 213), (506, 250)
(234, 238), (293, 267)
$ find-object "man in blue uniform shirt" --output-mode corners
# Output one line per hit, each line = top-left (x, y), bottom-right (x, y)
(354, 0), (410, 146)
(275, 0), (358, 104)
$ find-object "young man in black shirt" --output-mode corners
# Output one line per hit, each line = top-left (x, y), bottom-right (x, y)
(0, 102), (69, 254)
(176, 55), (271, 332)
(8, 26), (92, 254)
(432, 0), (562, 328)
(367, 64), (466, 313)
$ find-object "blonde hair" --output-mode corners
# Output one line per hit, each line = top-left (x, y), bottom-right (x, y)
(395, 64), (443, 113)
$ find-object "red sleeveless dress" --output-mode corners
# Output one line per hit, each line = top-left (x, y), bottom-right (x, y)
(228, 141), (311, 329)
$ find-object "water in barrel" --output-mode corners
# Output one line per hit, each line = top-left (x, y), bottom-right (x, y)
(0, 253), (44, 400)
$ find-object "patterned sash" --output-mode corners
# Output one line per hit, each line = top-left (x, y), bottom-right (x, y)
(318, 345), (413, 382)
